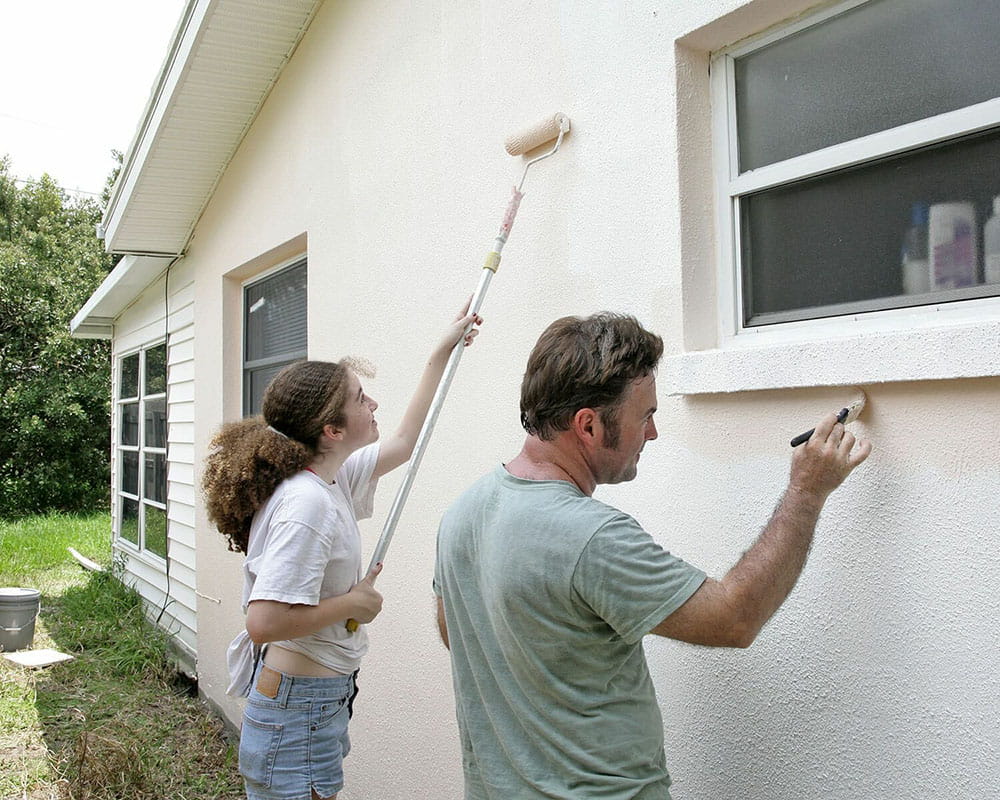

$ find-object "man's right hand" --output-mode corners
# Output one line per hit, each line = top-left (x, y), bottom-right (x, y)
(788, 411), (872, 504)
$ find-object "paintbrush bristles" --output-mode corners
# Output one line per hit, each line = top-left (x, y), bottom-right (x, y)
(841, 391), (867, 425)
(790, 389), (867, 447)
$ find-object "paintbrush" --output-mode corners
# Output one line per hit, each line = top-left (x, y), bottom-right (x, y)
(790, 392), (867, 447)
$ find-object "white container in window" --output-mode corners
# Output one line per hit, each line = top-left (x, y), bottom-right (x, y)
(901, 202), (930, 295)
(929, 202), (978, 290)
(984, 196), (1000, 285)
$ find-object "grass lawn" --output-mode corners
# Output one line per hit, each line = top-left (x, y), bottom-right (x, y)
(0, 512), (243, 800)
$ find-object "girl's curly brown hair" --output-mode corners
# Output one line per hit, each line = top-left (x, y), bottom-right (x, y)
(202, 360), (355, 553)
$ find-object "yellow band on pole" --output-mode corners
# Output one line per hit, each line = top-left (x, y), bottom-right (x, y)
(483, 252), (501, 273)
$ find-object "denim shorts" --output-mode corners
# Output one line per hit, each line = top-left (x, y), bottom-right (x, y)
(239, 663), (358, 800)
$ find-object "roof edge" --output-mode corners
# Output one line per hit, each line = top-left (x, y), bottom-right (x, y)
(99, 0), (206, 251)
(70, 255), (178, 339)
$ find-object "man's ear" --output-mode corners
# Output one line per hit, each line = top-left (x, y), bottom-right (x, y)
(571, 408), (601, 445)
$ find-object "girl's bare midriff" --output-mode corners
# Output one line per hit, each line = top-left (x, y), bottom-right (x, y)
(263, 644), (346, 677)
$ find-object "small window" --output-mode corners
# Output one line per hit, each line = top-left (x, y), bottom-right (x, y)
(243, 259), (307, 415)
(115, 342), (168, 558)
(714, 0), (1000, 331)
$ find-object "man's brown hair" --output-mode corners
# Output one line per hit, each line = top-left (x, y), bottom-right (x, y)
(519, 313), (663, 446)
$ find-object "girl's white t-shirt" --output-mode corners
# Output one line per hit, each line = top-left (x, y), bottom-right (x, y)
(226, 443), (379, 695)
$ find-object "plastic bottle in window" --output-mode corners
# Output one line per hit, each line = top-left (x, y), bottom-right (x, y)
(901, 202), (929, 294)
(984, 196), (1000, 285)
(929, 201), (977, 289)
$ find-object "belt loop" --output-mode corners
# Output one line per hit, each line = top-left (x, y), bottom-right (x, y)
(347, 668), (361, 719)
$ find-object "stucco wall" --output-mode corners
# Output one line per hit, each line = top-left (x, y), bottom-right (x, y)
(185, 1), (1000, 797)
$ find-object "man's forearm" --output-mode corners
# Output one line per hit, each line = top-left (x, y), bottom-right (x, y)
(653, 413), (870, 648)
(723, 485), (825, 641)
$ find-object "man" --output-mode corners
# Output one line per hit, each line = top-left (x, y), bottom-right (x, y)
(433, 312), (872, 799)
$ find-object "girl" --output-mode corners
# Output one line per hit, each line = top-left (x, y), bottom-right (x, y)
(202, 304), (482, 800)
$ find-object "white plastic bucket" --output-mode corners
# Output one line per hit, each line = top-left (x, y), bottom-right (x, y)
(0, 587), (41, 652)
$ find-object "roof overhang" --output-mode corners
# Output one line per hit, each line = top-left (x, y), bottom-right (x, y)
(71, 0), (322, 338)
(70, 255), (177, 339)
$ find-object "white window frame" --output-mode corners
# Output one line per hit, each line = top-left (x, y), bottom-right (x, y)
(710, 0), (1000, 352)
(115, 341), (168, 560)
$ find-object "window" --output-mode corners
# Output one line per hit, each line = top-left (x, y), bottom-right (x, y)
(713, 0), (1000, 333)
(243, 259), (307, 415)
(117, 343), (167, 558)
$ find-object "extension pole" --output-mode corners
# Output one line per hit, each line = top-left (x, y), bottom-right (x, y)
(346, 113), (570, 632)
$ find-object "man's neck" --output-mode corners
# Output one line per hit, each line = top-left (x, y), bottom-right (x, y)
(505, 437), (596, 496)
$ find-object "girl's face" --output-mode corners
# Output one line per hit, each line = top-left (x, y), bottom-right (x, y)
(338, 369), (379, 450)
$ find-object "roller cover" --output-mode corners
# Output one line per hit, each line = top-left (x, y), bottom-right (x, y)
(504, 113), (570, 155)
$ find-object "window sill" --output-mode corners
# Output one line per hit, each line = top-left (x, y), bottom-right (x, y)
(663, 319), (1000, 395)
(113, 538), (167, 568)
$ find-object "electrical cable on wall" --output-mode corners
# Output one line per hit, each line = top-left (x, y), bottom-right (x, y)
(155, 256), (178, 627)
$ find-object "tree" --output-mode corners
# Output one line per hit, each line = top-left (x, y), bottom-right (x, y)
(0, 156), (114, 517)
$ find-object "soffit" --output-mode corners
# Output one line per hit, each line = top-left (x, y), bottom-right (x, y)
(101, 0), (323, 256)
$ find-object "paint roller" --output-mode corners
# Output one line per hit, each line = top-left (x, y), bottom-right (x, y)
(790, 390), (867, 447)
(505, 113), (571, 157)
(346, 112), (572, 632)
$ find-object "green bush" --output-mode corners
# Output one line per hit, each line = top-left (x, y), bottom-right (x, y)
(0, 159), (113, 518)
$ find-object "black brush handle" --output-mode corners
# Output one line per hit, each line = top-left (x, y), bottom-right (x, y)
(790, 407), (849, 447)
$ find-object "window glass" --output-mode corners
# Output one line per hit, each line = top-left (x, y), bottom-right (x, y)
(718, 0), (1000, 331)
(144, 505), (167, 559)
(735, 0), (1000, 171)
(144, 453), (167, 504)
(243, 259), (307, 416)
(245, 261), (307, 362)
(741, 128), (1000, 325)
(145, 343), (167, 395)
(144, 397), (167, 448)
(120, 497), (139, 545)
(121, 451), (139, 496)
(121, 403), (139, 447)
(120, 353), (139, 398)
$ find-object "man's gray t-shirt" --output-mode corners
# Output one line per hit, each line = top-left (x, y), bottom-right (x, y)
(434, 466), (706, 799)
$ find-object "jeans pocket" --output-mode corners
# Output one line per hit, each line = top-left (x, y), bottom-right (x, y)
(309, 697), (351, 793)
(239, 711), (283, 790)
(315, 695), (350, 729)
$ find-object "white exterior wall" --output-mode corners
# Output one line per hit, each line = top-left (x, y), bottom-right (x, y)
(179, 1), (1000, 798)
(112, 260), (198, 664)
